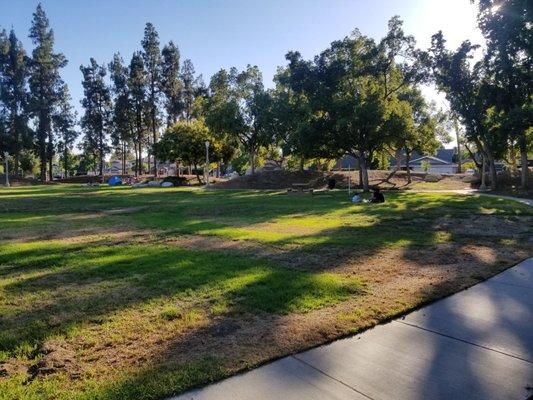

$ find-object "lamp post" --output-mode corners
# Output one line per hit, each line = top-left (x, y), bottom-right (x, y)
(3, 151), (9, 188)
(204, 140), (210, 188)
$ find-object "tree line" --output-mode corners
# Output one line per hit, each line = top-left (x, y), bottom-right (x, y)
(0, 2), (530, 189)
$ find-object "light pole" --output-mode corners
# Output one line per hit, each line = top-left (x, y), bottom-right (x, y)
(3, 151), (9, 188)
(204, 140), (210, 188)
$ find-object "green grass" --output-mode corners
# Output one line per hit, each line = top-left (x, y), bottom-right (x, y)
(0, 184), (531, 400)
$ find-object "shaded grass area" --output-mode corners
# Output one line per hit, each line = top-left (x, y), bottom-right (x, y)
(0, 185), (531, 399)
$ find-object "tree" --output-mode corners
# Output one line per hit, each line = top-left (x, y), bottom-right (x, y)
(309, 18), (428, 190)
(80, 58), (112, 179)
(53, 83), (78, 177)
(109, 53), (134, 175)
(429, 32), (504, 189)
(273, 51), (321, 170)
(0, 29), (31, 175)
(393, 89), (442, 182)
(475, 0), (532, 188)
(128, 52), (148, 176)
(161, 41), (182, 127)
(234, 65), (273, 174)
(154, 119), (221, 182)
(28, 4), (67, 181)
(181, 59), (199, 120)
(141, 23), (162, 176)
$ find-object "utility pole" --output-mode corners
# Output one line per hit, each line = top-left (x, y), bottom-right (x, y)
(205, 140), (210, 188)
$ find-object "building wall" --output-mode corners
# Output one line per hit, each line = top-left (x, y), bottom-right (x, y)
(412, 164), (458, 174)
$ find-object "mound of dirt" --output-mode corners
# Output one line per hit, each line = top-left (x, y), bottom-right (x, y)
(28, 342), (79, 379)
(213, 170), (474, 190)
(214, 170), (329, 189)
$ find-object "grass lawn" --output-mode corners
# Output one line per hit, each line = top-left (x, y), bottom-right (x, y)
(0, 185), (531, 400)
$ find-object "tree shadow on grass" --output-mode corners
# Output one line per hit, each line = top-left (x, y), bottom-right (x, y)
(0, 189), (531, 399)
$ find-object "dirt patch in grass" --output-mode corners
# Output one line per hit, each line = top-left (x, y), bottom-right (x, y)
(435, 215), (532, 238)
(28, 342), (80, 380)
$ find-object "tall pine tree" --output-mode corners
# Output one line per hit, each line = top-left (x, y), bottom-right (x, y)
(109, 53), (134, 175)
(141, 23), (162, 176)
(80, 58), (112, 179)
(0, 29), (30, 175)
(28, 4), (67, 181)
(128, 52), (147, 177)
(161, 41), (182, 127)
(181, 59), (197, 120)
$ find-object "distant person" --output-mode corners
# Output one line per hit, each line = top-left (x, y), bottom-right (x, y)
(370, 188), (385, 203)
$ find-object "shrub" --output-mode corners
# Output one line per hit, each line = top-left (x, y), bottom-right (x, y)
(424, 173), (442, 182)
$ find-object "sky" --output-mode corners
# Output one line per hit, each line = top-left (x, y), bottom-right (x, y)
(1, 0), (485, 148)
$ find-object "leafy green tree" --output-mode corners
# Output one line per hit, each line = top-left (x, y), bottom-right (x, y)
(141, 23), (162, 176)
(234, 65), (274, 174)
(0, 29), (31, 175)
(153, 119), (220, 182)
(161, 41), (182, 127)
(80, 58), (112, 179)
(475, 0), (532, 188)
(272, 51), (320, 170)
(429, 32), (504, 188)
(28, 4), (67, 181)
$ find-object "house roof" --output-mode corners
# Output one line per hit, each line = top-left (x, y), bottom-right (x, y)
(390, 148), (456, 167)
(410, 155), (453, 165)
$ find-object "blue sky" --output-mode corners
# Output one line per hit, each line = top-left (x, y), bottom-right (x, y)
(1, 0), (484, 146)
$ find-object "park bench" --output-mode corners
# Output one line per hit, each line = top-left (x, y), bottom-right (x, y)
(287, 182), (313, 195)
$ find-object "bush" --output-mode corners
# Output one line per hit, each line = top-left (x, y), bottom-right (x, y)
(424, 173), (442, 182)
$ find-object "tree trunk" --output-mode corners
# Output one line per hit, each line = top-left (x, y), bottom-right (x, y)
(134, 145), (139, 177)
(453, 117), (462, 173)
(194, 163), (202, 183)
(99, 147), (104, 181)
(48, 156), (53, 182)
(484, 145), (498, 190)
(480, 155), (487, 190)
(359, 150), (369, 191)
(216, 162), (220, 178)
(299, 156), (305, 172)
(395, 148), (402, 173)
(39, 155), (46, 182)
(249, 151), (255, 175)
(13, 153), (19, 177)
(63, 148), (68, 178)
(122, 142), (126, 175)
(405, 150), (412, 184)
(147, 152), (151, 177)
(519, 138), (528, 189)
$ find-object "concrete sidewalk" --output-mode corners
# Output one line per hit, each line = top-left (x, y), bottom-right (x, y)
(173, 258), (533, 400)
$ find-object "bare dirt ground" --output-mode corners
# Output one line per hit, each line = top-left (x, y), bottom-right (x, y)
(213, 169), (475, 191)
